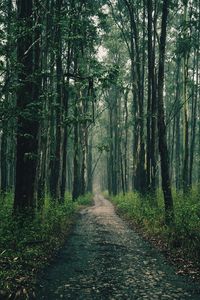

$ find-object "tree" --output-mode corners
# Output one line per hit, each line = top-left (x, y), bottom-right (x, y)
(49, 0), (64, 201)
(147, 0), (157, 195)
(14, 0), (40, 211)
(0, 0), (12, 196)
(157, 0), (174, 224)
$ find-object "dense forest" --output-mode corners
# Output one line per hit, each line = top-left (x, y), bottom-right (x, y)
(0, 0), (200, 298)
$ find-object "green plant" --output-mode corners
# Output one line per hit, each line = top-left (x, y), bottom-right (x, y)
(111, 189), (200, 261)
(0, 192), (93, 299)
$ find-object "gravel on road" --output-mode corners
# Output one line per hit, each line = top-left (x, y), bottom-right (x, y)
(37, 194), (200, 300)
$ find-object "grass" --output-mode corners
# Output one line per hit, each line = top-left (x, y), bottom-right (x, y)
(110, 189), (200, 263)
(0, 193), (93, 299)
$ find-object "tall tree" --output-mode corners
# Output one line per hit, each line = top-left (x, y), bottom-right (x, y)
(0, 0), (12, 196)
(14, 0), (40, 211)
(157, 0), (174, 224)
(182, 0), (190, 193)
(147, 0), (157, 194)
(49, 0), (64, 201)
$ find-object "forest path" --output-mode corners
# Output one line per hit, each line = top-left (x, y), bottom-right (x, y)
(37, 194), (199, 300)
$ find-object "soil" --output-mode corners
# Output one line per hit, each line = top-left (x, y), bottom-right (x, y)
(36, 194), (200, 299)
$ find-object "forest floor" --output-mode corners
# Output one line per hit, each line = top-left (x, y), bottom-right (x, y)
(36, 194), (200, 300)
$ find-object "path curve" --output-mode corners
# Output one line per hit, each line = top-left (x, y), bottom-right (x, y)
(37, 194), (199, 299)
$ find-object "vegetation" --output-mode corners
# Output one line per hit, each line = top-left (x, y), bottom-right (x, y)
(111, 191), (200, 267)
(0, 0), (200, 297)
(0, 193), (92, 298)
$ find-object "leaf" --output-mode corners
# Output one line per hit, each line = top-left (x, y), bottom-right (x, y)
(16, 277), (27, 283)
(15, 290), (22, 297)
(0, 250), (6, 256)
(13, 257), (19, 261)
(23, 288), (28, 295)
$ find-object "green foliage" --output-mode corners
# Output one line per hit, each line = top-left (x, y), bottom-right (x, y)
(112, 192), (164, 231)
(76, 193), (93, 207)
(0, 193), (93, 299)
(111, 190), (200, 260)
(171, 190), (200, 257)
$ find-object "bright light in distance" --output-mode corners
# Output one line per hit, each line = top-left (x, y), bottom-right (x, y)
(96, 46), (108, 62)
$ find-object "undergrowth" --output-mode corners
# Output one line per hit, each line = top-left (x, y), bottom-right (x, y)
(0, 193), (93, 299)
(110, 189), (200, 261)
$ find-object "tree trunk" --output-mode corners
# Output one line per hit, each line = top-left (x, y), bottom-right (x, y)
(182, 2), (189, 193)
(175, 59), (181, 190)
(189, 49), (199, 187)
(49, 0), (64, 201)
(72, 102), (80, 201)
(14, 0), (40, 211)
(147, 0), (157, 194)
(87, 134), (93, 193)
(157, 0), (174, 225)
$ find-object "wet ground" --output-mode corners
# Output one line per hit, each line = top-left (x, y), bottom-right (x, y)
(37, 194), (200, 299)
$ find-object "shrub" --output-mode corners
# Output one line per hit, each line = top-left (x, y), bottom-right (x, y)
(111, 189), (200, 260)
(0, 192), (93, 299)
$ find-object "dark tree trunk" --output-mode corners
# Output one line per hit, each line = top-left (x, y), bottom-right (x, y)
(49, 0), (64, 201)
(87, 135), (93, 193)
(1, 128), (7, 195)
(182, 54), (189, 193)
(1, 0), (12, 195)
(157, 0), (174, 225)
(124, 89), (129, 192)
(189, 49), (199, 188)
(182, 2), (189, 193)
(60, 73), (70, 201)
(14, 0), (40, 211)
(72, 103), (80, 201)
(146, 0), (153, 190)
(175, 59), (181, 190)
(37, 0), (50, 205)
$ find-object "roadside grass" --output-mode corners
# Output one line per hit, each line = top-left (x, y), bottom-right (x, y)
(110, 189), (200, 268)
(0, 193), (93, 299)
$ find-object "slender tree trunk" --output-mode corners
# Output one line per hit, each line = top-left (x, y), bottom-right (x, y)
(124, 89), (129, 192)
(1, 0), (12, 195)
(170, 112), (176, 181)
(182, 53), (189, 193)
(175, 59), (181, 190)
(37, 0), (50, 204)
(157, 0), (174, 225)
(72, 100), (80, 201)
(147, 0), (157, 194)
(189, 49), (199, 187)
(182, 2), (189, 193)
(146, 0), (153, 190)
(61, 79), (70, 201)
(49, 0), (64, 201)
(87, 134), (93, 193)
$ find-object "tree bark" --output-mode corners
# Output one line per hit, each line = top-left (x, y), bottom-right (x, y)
(49, 0), (64, 201)
(157, 0), (174, 225)
(14, 0), (40, 211)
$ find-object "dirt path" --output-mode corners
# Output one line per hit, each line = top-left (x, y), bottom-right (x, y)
(37, 194), (199, 299)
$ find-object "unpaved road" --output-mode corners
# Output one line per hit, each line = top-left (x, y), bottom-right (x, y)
(37, 194), (200, 299)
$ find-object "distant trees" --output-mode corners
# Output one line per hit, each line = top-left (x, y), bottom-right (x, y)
(100, 0), (200, 224)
